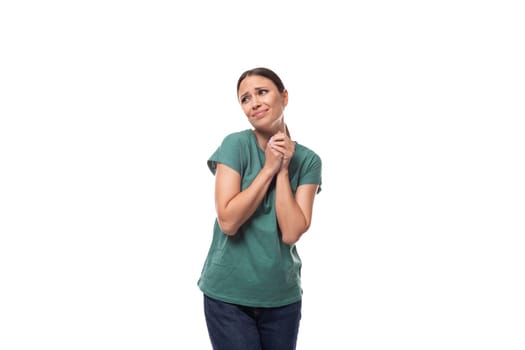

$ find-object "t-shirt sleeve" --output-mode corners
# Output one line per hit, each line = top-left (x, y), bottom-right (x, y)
(207, 133), (243, 175)
(299, 153), (322, 193)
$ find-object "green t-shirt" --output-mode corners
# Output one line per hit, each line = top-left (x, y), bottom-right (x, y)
(198, 129), (322, 307)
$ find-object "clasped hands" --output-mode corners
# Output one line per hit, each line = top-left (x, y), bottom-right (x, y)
(265, 131), (295, 173)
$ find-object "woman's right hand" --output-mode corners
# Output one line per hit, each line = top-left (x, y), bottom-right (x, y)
(264, 137), (283, 175)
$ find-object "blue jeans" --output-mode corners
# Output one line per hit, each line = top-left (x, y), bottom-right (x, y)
(203, 294), (302, 350)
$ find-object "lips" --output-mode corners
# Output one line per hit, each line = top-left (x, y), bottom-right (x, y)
(252, 109), (269, 119)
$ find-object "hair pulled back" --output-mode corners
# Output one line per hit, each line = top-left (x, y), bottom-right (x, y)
(236, 67), (286, 95)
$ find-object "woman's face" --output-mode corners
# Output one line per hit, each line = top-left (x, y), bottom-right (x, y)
(238, 75), (288, 133)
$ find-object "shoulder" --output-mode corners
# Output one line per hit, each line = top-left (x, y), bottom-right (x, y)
(293, 142), (323, 192)
(208, 129), (252, 175)
(217, 129), (256, 154)
(295, 142), (322, 166)
(221, 129), (252, 145)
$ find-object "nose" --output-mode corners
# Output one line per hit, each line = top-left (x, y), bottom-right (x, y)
(251, 96), (260, 109)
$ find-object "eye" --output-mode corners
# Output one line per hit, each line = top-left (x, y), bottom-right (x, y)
(258, 89), (268, 96)
(240, 96), (250, 104)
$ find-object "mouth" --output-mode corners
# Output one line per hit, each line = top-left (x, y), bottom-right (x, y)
(251, 109), (269, 119)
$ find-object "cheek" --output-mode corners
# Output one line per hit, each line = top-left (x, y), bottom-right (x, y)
(273, 100), (285, 113)
(272, 97), (285, 108)
(241, 105), (251, 116)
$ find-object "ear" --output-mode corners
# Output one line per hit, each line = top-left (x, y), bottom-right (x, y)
(282, 89), (289, 107)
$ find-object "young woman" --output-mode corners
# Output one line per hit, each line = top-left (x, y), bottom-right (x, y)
(198, 67), (322, 350)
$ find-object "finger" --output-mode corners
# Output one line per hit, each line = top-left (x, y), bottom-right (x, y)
(270, 147), (284, 157)
(271, 132), (286, 141)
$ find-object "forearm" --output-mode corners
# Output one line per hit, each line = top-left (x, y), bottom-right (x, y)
(218, 167), (275, 235)
(275, 171), (309, 245)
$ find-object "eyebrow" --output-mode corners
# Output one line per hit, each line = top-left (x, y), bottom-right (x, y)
(239, 86), (268, 100)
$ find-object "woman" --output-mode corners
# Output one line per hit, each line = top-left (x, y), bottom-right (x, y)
(198, 67), (322, 349)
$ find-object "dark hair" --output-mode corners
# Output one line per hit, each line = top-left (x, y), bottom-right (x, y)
(236, 67), (286, 95)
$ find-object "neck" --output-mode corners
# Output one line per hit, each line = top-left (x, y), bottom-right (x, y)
(253, 124), (291, 150)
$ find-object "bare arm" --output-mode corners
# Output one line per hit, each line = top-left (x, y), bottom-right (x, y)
(275, 173), (318, 245)
(214, 164), (272, 235)
(214, 141), (283, 235)
(270, 131), (319, 245)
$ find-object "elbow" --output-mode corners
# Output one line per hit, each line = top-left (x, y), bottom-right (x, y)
(281, 229), (306, 245)
(281, 234), (300, 245)
(217, 217), (239, 236)
(281, 222), (310, 245)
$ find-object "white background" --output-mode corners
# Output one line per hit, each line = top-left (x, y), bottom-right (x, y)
(1, 1), (524, 349)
